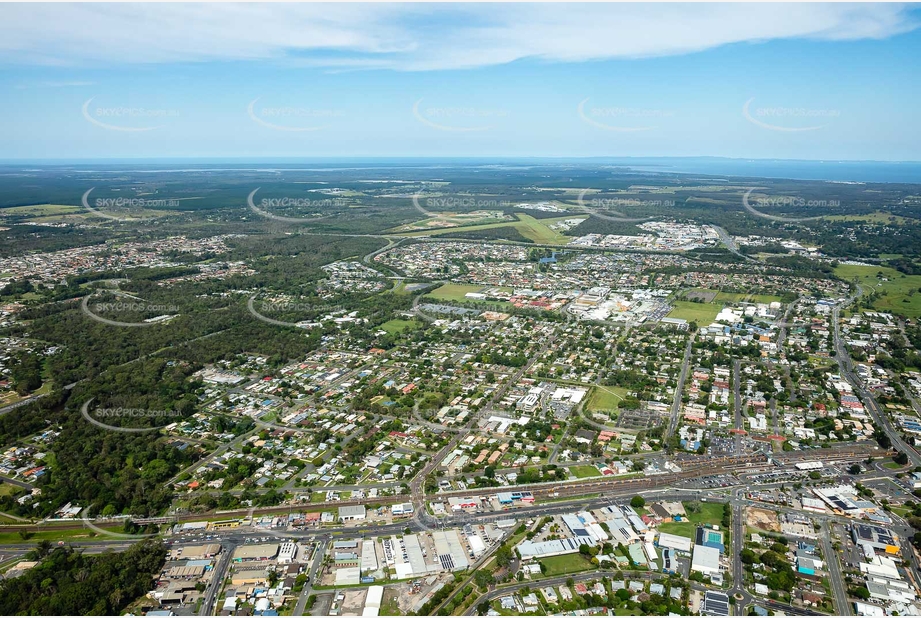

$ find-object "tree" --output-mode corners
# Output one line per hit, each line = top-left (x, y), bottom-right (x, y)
(630, 496), (646, 509)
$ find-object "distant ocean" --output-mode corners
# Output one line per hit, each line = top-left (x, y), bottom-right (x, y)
(613, 158), (921, 184)
(5, 157), (921, 184)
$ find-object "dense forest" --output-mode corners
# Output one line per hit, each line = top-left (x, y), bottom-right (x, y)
(0, 540), (166, 615)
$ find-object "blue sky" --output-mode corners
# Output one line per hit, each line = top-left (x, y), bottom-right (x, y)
(1, 3), (920, 161)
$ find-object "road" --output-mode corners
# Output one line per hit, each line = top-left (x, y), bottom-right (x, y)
(820, 525), (851, 616)
(200, 538), (237, 616)
(666, 333), (695, 440)
(732, 359), (744, 451)
(729, 502), (750, 610)
(294, 537), (328, 615)
(832, 289), (921, 467)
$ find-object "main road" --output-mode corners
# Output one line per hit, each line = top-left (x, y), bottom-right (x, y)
(832, 289), (921, 467)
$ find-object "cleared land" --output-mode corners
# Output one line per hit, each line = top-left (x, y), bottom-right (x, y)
(586, 386), (627, 411)
(538, 553), (593, 576)
(835, 264), (921, 318)
(0, 204), (83, 217)
(570, 465), (602, 479)
(682, 502), (724, 526)
(379, 319), (421, 335)
(425, 283), (485, 302)
(666, 300), (721, 324)
(656, 521), (696, 538)
(397, 213), (585, 245)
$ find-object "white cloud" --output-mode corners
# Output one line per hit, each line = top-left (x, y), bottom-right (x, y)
(0, 3), (916, 71)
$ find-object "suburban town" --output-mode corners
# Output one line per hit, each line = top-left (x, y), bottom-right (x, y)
(2, 3), (921, 617)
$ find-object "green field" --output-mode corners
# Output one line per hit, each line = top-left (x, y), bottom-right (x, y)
(667, 300), (721, 324)
(655, 521), (696, 539)
(425, 283), (485, 302)
(570, 465), (602, 479)
(398, 213), (584, 245)
(538, 552), (593, 576)
(714, 291), (783, 304)
(682, 501), (725, 526)
(379, 319), (421, 335)
(834, 264), (921, 318)
(0, 204), (83, 217)
(586, 385), (627, 411)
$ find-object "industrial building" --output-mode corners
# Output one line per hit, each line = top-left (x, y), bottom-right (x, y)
(339, 505), (367, 521)
(657, 532), (693, 553)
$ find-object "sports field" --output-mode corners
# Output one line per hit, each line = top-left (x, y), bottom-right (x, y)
(666, 300), (721, 324)
(425, 283), (485, 302)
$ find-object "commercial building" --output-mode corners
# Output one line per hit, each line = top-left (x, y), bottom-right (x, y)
(277, 542), (297, 564)
(657, 532), (693, 553)
(391, 503), (414, 517)
(339, 505), (367, 521)
(232, 544), (279, 562)
(691, 544), (721, 576)
(702, 591), (730, 616)
(176, 543), (221, 560)
(361, 540), (378, 572)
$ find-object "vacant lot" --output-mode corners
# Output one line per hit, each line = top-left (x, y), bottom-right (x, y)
(0, 204), (83, 217)
(586, 385), (627, 411)
(656, 521), (696, 539)
(667, 300), (721, 324)
(538, 553), (593, 576)
(570, 465), (602, 479)
(398, 213), (585, 245)
(425, 283), (485, 302)
(379, 319), (421, 334)
(682, 502), (724, 526)
(835, 264), (921, 318)
(745, 506), (780, 532)
(714, 291), (783, 305)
